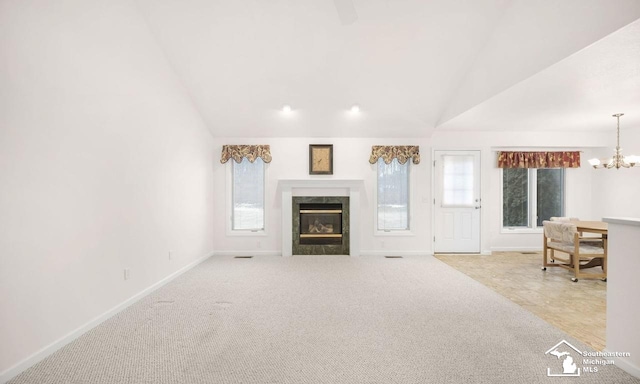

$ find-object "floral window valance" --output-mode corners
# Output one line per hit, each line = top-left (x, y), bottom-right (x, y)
(369, 146), (420, 165)
(220, 145), (272, 164)
(497, 151), (580, 168)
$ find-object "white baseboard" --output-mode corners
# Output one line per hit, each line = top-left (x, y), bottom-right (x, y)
(602, 350), (640, 379)
(358, 250), (431, 257)
(432, 251), (492, 255)
(0, 252), (212, 384)
(212, 250), (281, 257)
(212, 249), (494, 257)
(489, 246), (542, 252)
(212, 250), (433, 258)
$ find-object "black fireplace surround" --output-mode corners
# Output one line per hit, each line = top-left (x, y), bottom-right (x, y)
(292, 196), (349, 255)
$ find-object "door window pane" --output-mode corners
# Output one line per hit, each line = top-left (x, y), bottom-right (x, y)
(442, 155), (474, 206)
(377, 158), (409, 230)
(232, 158), (264, 230)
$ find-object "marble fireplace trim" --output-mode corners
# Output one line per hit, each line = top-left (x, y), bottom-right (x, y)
(278, 179), (364, 257)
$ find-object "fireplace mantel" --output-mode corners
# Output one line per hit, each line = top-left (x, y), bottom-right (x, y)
(278, 179), (364, 257)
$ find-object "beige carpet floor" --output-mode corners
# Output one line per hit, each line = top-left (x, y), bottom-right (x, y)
(9, 255), (639, 384)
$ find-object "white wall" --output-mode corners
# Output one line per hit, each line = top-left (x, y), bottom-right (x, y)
(0, 0), (214, 379)
(213, 130), (614, 256)
(213, 137), (432, 256)
(2, 2), (634, 379)
(604, 218), (640, 379)
(595, 132), (640, 379)
(432, 131), (606, 252)
(591, 126), (640, 219)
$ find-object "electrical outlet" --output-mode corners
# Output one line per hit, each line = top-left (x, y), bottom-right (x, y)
(124, 268), (130, 280)
(380, 241), (385, 249)
(257, 241), (262, 249)
(168, 250), (172, 260)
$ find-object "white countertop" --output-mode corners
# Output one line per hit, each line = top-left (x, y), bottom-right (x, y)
(603, 217), (640, 227)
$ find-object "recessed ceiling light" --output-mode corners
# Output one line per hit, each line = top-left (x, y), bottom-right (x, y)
(282, 105), (292, 113)
(350, 105), (360, 113)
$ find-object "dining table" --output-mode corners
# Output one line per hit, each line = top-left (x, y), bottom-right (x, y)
(572, 220), (608, 269)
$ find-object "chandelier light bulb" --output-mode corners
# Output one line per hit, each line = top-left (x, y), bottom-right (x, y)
(282, 105), (292, 113)
(350, 105), (360, 114)
(591, 113), (638, 169)
(626, 155), (640, 165)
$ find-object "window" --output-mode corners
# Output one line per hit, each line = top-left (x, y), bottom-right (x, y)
(377, 158), (410, 231)
(502, 168), (565, 229)
(232, 157), (264, 231)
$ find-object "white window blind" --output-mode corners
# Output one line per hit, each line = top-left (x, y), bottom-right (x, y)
(442, 155), (474, 207)
(377, 158), (409, 231)
(232, 158), (264, 230)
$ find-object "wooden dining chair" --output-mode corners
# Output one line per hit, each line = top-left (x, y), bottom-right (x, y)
(542, 220), (607, 282)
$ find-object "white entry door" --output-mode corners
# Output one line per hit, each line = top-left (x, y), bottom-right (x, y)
(433, 150), (481, 253)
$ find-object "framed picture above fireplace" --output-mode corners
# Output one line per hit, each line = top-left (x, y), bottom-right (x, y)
(309, 144), (333, 175)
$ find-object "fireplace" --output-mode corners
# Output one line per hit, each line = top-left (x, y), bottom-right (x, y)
(292, 196), (349, 255)
(299, 203), (343, 245)
(279, 179), (362, 257)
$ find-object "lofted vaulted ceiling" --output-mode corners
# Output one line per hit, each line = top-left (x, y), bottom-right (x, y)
(135, 0), (640, 138)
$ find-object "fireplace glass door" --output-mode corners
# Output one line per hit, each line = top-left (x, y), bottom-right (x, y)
(299, 203), (342, 245)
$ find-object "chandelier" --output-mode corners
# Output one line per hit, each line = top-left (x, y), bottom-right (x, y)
(588, 113), (639, 169)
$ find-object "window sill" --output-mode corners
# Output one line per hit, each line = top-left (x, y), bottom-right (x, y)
(374, 230), (415, 237)
(501, 228), (543, 235)
(226, 230), (268, 237)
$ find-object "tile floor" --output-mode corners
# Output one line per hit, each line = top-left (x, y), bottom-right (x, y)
(435, 252), (606, 351)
